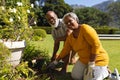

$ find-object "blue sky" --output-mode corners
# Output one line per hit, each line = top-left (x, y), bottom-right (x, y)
(64, 0), (109, 7)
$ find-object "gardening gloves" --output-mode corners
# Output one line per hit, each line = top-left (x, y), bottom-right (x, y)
(84, 62), (95, 80)
(48, 60), (58, 69)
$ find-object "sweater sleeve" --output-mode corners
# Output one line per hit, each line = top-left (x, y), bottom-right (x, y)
(82, 24), (101, 54)
(57, 36), (72, 60)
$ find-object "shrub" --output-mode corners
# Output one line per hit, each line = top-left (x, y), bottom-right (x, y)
(33, 26), (52, 34)
(0, 1), (35, 41)
(40, 27), (52, 34)
(32, 29), (47, 41)
(22, 41), (50, 68)
(0, 42), (36, 80)
(0, 42), (10, 65)
(95, 26), (119, 34)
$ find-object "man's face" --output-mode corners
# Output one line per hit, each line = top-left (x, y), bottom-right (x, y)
(46, 12), (57, 25)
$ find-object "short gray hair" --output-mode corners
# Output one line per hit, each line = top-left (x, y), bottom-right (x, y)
(63, 12), (79, 23)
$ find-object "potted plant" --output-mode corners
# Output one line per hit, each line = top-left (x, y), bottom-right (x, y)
(0, 0), (35, 67)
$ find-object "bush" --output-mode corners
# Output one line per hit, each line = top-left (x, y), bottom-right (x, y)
(0, 42), (36, 80)
(0, 42), (10, 64)
(32, 29), (47, 41)
(22, 41), (50, 68)
(40, 27), (52, 34)
(33, 26), (52, 34)
(95, 26), (119, 34)
(0, 28), (14, 40)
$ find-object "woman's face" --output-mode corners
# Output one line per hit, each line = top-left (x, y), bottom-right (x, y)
(64, 16), (79, 30)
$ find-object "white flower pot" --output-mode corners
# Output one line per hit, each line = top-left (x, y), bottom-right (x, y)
(2, 40), (26, 67)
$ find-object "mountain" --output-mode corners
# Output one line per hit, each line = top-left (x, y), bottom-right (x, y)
(70, 0), (115, 12)
(92, 0), (114, 12)
(71, 4), (85, 9)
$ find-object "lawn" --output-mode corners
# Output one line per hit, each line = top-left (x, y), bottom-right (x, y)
(32, 34), (120, 80)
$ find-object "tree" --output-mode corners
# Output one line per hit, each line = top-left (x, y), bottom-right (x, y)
(74, 7), (112, 27)
(107, 1), (120, 27)
(41, 0), (72, 26)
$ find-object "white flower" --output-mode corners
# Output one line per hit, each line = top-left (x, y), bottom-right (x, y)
(34, 21), (36, 24)
(10, 8), (17, 13)
(27, 9), (30, 13)
(32, 59), (36, 64)
(29, 26), (32, 28)
(9, 18), (13, 22)
(1, 6), (5, 10)
(18, 16), (21, 20)
(9, 8), (17, 13)
(17, 2), (23, 6)
(31, 4), (34, 8)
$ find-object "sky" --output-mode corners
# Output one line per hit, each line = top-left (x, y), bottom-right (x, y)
(64, 0), (110, 7)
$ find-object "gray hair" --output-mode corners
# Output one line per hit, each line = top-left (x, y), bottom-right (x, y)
(63, 12), (79, 23)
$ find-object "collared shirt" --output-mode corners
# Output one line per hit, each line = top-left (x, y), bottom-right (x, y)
(51, 19), (67, 40)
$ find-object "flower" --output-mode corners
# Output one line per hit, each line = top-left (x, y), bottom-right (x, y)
(1, 6), (5, 10)
(9, 18), (13, 22)
(32, 59), (36, 64)
(27, 9), (30, 13)
(34, 21), (36, 24)
(17, 2), (23, 6)
(0, 1), (35, 41)
(17, 16), (21, 20)
(10, 8), (17, 13)
(31, 4), (34, 8)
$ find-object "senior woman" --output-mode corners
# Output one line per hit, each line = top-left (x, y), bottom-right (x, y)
(48, 12), (109, 80)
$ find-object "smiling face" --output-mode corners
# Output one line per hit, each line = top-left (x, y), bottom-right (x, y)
(46, 11), (58, 25)
(64, 16), (79, 30)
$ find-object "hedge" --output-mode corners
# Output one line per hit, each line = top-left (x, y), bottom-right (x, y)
(32, 26), (120, 34)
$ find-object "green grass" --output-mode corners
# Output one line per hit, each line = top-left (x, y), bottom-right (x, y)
(32, 35), (64, 57)
(32, 34), (120, 79)
(101, 40), (120, 71)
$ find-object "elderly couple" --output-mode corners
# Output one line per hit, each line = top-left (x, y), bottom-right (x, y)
(45, 11), (109, 80)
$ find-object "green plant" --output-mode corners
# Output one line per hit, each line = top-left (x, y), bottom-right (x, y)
(33, 26), (52, 34)
(22, 41), (50, 68)
(32, 29), (47, 41)
(95, 26), (118, 34)
(0, 42), (10, 61)
(0, 0), (35, 41)
(0, 42), (37, 80)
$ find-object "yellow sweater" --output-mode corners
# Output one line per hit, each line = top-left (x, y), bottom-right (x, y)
(58, 24), (109, 66)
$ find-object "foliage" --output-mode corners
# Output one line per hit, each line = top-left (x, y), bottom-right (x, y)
(33, 26), (52, 34)
(0, 42), (10, 61)
(32, 28), (47, 41)
(22, 41), (50, 66)
(107, 1), (120, 27)
(34, 0), (73, 26)
(0, 0), (35, 41)
(0, 61), (37, 80)
(95, 26), (119, 34)
(74, 7), (112, 27)
(34, 7), (46, 26)
(0, 42), (37, 80)
(43, 0), (72, 18)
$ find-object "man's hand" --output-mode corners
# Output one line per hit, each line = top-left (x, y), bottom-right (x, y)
(48, 60), (58, 69)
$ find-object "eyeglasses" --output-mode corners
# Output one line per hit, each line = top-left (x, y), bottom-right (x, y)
(64, 19), (74, 26)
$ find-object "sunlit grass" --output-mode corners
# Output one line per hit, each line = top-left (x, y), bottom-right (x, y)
(101, 40), (120, 71)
